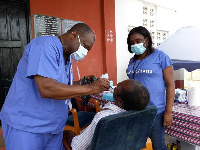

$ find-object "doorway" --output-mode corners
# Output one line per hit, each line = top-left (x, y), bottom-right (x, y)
(0, 0), (31, 112)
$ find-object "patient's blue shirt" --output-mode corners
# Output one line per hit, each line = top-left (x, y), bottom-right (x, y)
(126, 49), (173, 114)
(0, 36), (73, 134)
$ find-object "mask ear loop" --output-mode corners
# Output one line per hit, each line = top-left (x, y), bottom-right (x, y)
(76, 61), (81, 85)
(78, 35), (81, 46)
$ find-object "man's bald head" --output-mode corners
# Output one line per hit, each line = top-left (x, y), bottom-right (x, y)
(114, 79), (150, 111)
(68, 23), (95, 41)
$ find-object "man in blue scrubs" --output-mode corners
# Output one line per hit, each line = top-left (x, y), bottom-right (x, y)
(0, 23), (109, 150)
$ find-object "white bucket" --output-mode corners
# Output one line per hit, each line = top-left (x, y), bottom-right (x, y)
(187, 87), (200, 106)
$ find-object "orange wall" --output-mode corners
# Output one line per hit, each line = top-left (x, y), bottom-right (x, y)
(30, 0), (117, 84)
(175, 80), (184, 89)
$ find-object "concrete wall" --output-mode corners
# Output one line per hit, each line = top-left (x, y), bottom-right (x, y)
(29, 0), (117, 84)
(184, 69), (200, 89)
(115, 0), (200, 83)
(115, 0), (178, 83)
(115, 0), (143, 83)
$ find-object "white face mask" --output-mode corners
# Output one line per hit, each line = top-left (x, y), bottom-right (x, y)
(71, 35), (88, 61)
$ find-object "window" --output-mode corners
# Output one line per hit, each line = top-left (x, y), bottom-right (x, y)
(143, 3), (169, 47)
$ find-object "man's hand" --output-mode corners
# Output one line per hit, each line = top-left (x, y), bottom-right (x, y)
(163, 111), (173, 127)
(83, 75), (97, 85)
(74, 75), (97, 85)
(89, 78), (110, 95)
(86, 75), (97, 80)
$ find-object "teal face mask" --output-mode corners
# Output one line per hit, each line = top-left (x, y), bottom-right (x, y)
(131, 43), (146, 55)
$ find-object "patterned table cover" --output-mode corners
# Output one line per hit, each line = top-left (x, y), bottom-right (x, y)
(91, 92), (114, 108)
(165, 103), (200, 146)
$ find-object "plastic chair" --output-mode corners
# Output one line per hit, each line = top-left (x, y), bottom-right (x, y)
(64, 97), (100, 135)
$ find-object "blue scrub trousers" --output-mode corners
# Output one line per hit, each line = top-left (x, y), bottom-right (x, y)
(2, 122), (65, 150)
(149, 111), (168, 150)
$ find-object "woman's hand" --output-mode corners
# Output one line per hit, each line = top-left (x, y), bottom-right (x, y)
(163, 111), (173, 127)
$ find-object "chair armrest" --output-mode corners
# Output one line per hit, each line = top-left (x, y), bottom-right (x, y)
(63, 138), (72, 150)
(75, 97), (83, 102)
(63, 130), (76, 150)
(88, 98), (100, 112)
(69, 108), (77, 113)
(69, 108), (80, 129)
(75, 97), (100, 113)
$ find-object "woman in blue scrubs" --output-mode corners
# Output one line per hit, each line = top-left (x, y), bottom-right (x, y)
(126, 26), (175, 150)
(0, 23), (110, 150)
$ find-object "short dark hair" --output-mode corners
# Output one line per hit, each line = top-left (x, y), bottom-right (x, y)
(68, 23), (95, 41)
(116, 79), (150, 111)
(127, 26), (154, 55)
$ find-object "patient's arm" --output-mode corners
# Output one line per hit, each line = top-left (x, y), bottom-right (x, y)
(71, 106), (119, 150)
(71, 114), (99, 150)
(63, 130), (76, 149)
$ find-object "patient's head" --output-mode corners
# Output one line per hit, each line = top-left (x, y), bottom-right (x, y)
(113, 79), (150, 111)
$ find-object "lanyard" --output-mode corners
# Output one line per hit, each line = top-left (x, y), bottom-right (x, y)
(132, 55), (147, 79)
(132, 60), (142, 79)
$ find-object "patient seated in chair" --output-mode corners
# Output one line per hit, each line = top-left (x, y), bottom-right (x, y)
(70, 79), (150, 150)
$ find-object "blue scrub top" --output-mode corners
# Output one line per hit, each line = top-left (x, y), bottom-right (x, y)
(0, 36), (73, 134)
(126, 49), (173, 114)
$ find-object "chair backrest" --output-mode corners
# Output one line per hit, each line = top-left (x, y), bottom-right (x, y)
(89, 105), (157, 150)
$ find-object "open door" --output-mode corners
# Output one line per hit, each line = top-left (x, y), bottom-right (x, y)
(0, 0), (31, 111)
